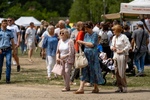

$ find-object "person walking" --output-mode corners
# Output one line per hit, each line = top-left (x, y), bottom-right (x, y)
(25, 22), (36, 62)
(131, 21), (149, 76)
(74, 21), (104, 94)
(7, 17), (21, 72)
(0, 19), (15, 83)
(70, 21), (85, 85)
(56, 29), (75, 92)
(42, 25), (58, 80)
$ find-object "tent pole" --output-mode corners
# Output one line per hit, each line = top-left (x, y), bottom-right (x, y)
(120, 13), (123, 26)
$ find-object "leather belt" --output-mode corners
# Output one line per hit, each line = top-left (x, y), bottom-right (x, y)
(1, 47), (11, 51)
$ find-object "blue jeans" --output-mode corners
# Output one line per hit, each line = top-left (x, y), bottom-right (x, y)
(0, 49), (12, 81)
(134, 52), (146, 73)
(20, 40), (27, 53)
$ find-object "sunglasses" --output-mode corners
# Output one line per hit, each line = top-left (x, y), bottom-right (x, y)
(60, 32), (64, 35)
(7, 20), (12, 22)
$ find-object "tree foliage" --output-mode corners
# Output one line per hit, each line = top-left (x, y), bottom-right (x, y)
(69, 0), (133, 22)
(0, 0), (73, 21)
(0, 0), (133, 22)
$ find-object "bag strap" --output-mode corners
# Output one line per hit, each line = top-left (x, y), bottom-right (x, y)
(79, 45), (82, 54)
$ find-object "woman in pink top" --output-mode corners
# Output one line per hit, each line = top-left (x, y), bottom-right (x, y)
(56, 29), (75, 92)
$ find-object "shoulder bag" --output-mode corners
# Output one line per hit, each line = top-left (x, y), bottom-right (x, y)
(74, 45), (88, 69)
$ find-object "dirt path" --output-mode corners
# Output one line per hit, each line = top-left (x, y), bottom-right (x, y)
(0, 57), (150, 100)
(0, 84), (150, 100)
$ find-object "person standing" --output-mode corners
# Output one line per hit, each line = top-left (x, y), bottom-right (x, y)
(25, 22), (36, 62)
(70, 21), (85, 85)
(131, 21), (149, 76)
(7, 17), (21, 72)
(42, 25), (58, 80)
(0, 19), (15, 83)
(74, 21), (104, 94)
(99, 24), (113, 58)
(111, 25), (131, 93)
(56, 29), (75, 92)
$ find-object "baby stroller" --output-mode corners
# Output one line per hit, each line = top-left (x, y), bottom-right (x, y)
(99, 52), (115, 85)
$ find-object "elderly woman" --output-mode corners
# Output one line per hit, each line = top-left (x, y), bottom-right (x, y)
(70, 21), (85, 85)
(42, 25), (58, 80)
(74, 21), (104, 94)
(111, 25), (131, 93)
(56, 29), (75, 92)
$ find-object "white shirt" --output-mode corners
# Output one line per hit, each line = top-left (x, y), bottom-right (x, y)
(93, 26), (100, 34)
(59, 39), (69, 58)
(26, 27), (36, 42)
(42, 31), (48, 37)
(111, 34), (131, 55)
(54, 28), (60, 36)
(7, 24), (20, 44)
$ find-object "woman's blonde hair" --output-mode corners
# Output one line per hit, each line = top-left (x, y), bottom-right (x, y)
(47, 25), (54, 33)
(60, 29), (70, 39)
(112, 25), (123, 33)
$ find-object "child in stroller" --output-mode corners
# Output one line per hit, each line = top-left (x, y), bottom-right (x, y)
(99, 52), (115, 85)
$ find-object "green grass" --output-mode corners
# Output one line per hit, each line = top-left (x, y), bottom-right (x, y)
(1, 48), (150, 89)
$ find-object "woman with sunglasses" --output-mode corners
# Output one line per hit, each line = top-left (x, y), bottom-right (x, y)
(74, 21), (104, 94)
(56, 29), (75, 92)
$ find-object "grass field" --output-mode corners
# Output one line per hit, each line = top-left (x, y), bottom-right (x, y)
(1, 48), (150, 89)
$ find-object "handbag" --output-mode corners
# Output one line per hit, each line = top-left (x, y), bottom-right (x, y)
(38, 38), (44, 48)
(52, 61), (64, 76)
(74, 45), (88, 69)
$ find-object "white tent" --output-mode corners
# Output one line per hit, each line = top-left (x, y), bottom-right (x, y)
(120, 0), (150, 15)
(15, 16), (41, 26)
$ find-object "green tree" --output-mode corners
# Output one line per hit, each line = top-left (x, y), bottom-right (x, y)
(3, 3), (22, 19)
(69, 0), (89, 22)
(69, 0), (103, 22)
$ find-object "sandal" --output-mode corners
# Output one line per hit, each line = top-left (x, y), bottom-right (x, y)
(61, 88), (70, 92)
(74, 90), (84, 94)
(92, 88), (99, 93)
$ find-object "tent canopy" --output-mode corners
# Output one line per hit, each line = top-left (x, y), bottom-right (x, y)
(120, 0), (150, 15)
(15, 16), (41, 26)
(101, 13), (120, 19)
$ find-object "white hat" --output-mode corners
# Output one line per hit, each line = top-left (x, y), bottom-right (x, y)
(137, 21), (143, 25)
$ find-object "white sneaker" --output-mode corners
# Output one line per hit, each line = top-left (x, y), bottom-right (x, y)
(12, 60), (16, 65)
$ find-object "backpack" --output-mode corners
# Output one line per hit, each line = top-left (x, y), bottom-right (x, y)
(100, 31), (109, 47)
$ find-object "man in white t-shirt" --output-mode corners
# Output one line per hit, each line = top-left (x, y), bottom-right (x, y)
(54, 20), (70, 38)
(7, 17), (21, 72)
(93, 22), (100, 34)
(25, 22), (36, 62)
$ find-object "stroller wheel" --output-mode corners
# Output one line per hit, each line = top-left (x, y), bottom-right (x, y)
(102, 77), (107, 85)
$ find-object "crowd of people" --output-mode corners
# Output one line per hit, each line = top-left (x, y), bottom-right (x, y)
(0, 17), (149, 94)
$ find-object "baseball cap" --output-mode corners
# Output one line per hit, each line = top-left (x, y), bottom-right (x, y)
(137, 21), (143, 25)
